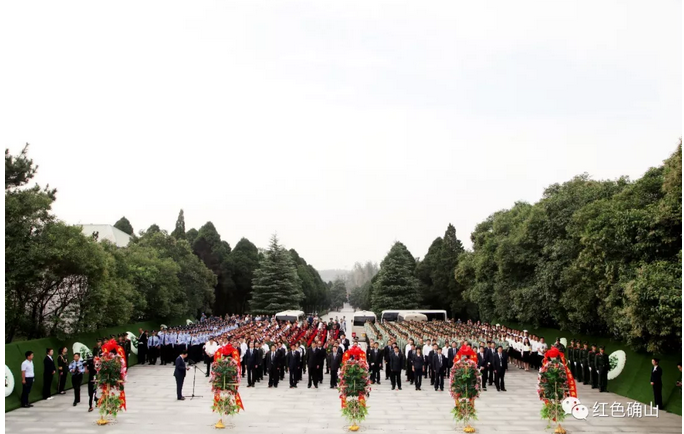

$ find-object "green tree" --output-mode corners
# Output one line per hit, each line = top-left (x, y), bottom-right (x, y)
(137, 229), (216, 317)
(114, 216), (134, 235)
(250, 234), (303, 313)
(371, 242), (421, 313)
(192, 222), (233, 316)
(329, 278), (347, 310)
(171, 209), (186, 240)
(225, 238), (260, 314)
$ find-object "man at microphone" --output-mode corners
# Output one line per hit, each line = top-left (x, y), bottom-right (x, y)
(174, 350), (190, 401)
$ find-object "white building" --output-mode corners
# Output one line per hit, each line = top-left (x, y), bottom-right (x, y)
(80, 224), (132, 247)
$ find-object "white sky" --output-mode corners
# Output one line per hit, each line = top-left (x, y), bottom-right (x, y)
(1, 1), (681, 270)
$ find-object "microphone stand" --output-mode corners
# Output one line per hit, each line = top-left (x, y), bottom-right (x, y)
(190, 364), (204, 399)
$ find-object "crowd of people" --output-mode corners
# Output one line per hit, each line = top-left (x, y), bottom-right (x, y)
(18, 313), (679, 411)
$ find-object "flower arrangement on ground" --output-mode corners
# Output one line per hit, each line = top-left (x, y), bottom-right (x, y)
(449, 352), (481, 433)
(211, 345), (244, 429)
(538, 347), (577, 433)
(95, 339), (127, 425)
(338, 346), (371, 431)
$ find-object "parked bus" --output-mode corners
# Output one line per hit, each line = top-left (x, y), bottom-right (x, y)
(398, 311), (427, 322)
(351, 311), (377, 341)
(381, 309), (447, 323)
(275, 310), (305, 324)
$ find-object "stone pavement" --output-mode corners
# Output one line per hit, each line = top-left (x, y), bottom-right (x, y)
(5, 356), (681, 434)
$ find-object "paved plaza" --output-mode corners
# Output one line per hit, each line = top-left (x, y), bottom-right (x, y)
(5, 358), (682, 434)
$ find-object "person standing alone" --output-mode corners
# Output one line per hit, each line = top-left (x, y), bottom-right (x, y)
(57, 347), (68, 395)
(651, 358), (663, 409)
(43, 348), (56, 400)
(174, 350), (190, 400)
(69, 353), (85, 406)
(20, 351), (35, 408)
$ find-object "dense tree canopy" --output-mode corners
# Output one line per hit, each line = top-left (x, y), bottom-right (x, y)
(455, 142), (682, 353)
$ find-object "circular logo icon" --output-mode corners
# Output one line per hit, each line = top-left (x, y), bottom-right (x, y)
(5, 365), (15, 397)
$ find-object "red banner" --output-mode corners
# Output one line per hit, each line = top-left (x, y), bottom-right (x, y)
(543, 347), (578, 398)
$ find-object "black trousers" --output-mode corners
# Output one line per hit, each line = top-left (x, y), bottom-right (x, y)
(72, 374), (83, 403)
(21, 377), (34, 406)
(495, 368), (505, 390)
(42, 373), (53, 399)
(308, 368), (319, 387)
(390, 370), (402, 389)
(138, 345), (147, 365)
(414, 370), (422, 389)
(653, 383), (663, 409)
(330, 369), (338, 388)
(407, 366), (414, 382)
(248, 367), (257, 386)
(148, 347), (158, 364)
(88, 381), (96, 408)
(58, 371), (67, 393)
(370, 364), (380, 383)
(205, 359), (213, 377)
(575, 362), (583, 383)
(385, 362), (390, 379)
(582, 363), (590, 385)
(488, 365), (494, 385)
(289, 370), (297, 387)
(175, 375), (184, 399)
(268, 368), (279, 387)
(434, 372), (445, 390)
(598, 367), (608, 391)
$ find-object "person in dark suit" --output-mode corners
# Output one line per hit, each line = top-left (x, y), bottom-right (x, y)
(329, 345), (342, 389)
(244, 342), (258, 387)
(286, 347), (301, 388)
(57, 347), (68, 395)
(492, 346), (508, 392)
(85, 356), (97, 412)
(412, 348), (425, 390)
(384, 341), (393, 381)
(406, 339), (415, 385)
(266, 345), (280, 388)
(174, 350), (190, 400)
(307, 342), (322, 388)
(389, 346), (405, 390)
(278, 342), (287, 381)
(138, 329), (148, 365)
(43, 348), (56, 400)
(477, 346), (488, 391)
(447, 342), (458, 371)
(651, 358), (663, 409)
(368, 342), (382, 385)
(487, 342), (496, 386)
(596, 346), (609, 392)
(432, 347), (447, 391)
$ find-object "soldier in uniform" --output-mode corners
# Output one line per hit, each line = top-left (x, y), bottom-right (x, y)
(553, 337), (566, 354)
(581, 342), (590, 385)
(574, 341), (583, 383)
(588, 344), (598, 389)
(596, 345), (609, 392)
(568, 339), (575, 377)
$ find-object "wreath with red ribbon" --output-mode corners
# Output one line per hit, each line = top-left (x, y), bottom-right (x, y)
(211, 344), (245, 417)
(338, 346), (371, 426)
(95, 339), (127, 421)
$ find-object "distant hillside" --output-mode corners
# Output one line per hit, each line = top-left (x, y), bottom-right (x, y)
(318, 269), (350, 283)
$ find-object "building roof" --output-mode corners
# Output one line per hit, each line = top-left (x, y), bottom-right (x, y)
(80, 224), (132, 247)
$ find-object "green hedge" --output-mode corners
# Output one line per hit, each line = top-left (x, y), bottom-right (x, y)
(4, 319), (187, 412)
(504, 322), (682, 415)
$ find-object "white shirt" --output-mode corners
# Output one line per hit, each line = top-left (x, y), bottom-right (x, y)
(423, 344), (431, 356)
(405, 344), (413, 358)
(21, 360), (34, 378)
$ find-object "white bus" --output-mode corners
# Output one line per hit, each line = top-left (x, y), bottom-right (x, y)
(275, 310), (305, 324)
(351, 311), (377, 342)
(381, 309), (447, 322)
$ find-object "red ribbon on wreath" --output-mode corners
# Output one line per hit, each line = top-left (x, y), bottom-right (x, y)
(456, 345), (477, 364)
(100, 339), (127, 410)
(542, 347), (578, 398)
(213, 344), (245, 410)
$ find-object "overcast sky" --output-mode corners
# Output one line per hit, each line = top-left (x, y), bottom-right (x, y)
(1, 1), (681, 270)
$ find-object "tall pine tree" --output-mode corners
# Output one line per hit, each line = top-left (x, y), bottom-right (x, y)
(114, 216), (134, 235)
(371, 241), (421, 313)
(171, 209), (186, 239)
(250, 234), (303, 313)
